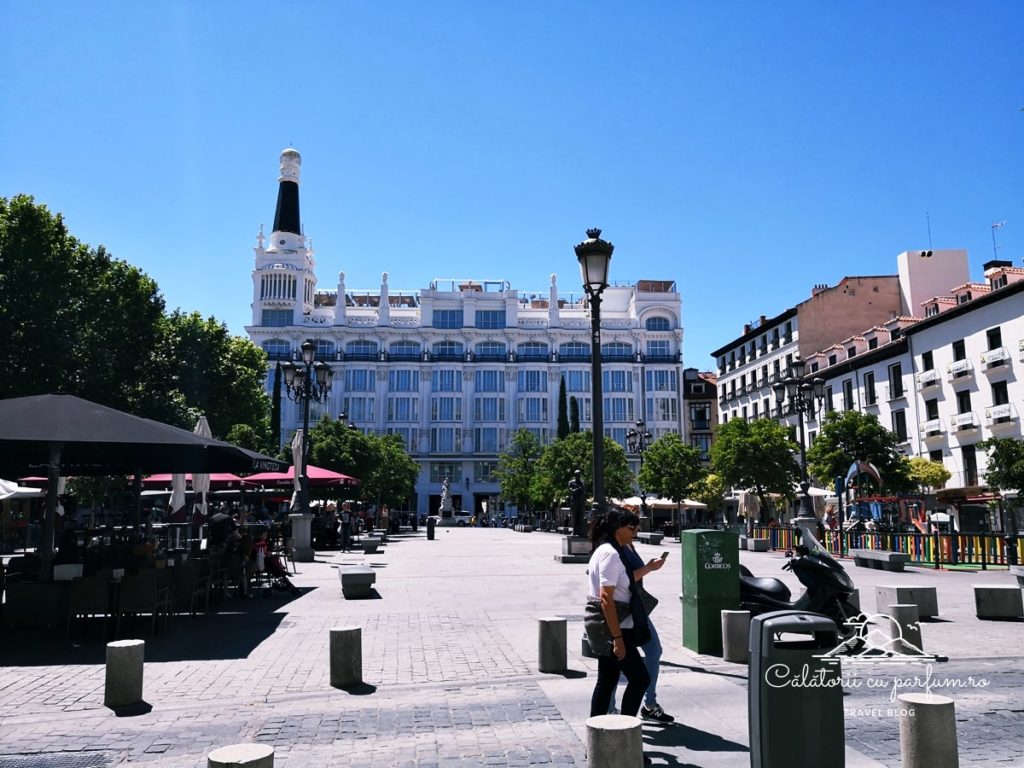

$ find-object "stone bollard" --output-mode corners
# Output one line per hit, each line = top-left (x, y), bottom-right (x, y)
(888, 603), (923, 654)
(721, 610), (751, 663)
(897, 693), (958, 768)
(104, 639), (145, 707)
(330, 626), (362, 687)
(538, 617), (567, 673)
(585, 714), (643, 768)
(208, 743), (275, 768)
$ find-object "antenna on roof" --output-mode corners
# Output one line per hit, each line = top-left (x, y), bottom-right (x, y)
(926, 212), (933, 249)
(991, 220), (1006, 259)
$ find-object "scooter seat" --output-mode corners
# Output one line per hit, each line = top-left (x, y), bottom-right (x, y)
(741, 575), (792, 601)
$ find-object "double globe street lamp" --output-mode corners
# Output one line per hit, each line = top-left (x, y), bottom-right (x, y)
(281, 340), (334, 520)
(575, 228), (614, 519)
(772, 358), (824, 541)
(626, 419), (652, 519)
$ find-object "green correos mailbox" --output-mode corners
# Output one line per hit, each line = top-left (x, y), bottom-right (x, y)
(681, 529), (740, 655)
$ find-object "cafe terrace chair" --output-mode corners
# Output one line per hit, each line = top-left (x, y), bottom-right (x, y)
(114, 570), (173, 638)
(66, 576), (110, 637)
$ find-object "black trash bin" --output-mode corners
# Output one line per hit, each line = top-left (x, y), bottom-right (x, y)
(748, 610), (844, 768)
(426, 516), (436, 541)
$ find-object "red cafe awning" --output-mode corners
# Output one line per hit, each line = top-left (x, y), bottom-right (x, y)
(142, 473), (244, 488)
(242, 464), (360, 487)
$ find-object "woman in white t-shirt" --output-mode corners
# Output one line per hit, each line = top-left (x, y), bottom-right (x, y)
(587, 509), (651, 717)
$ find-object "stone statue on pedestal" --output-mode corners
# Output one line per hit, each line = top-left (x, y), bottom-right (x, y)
(567, 469), (586, 537)
(440, 477), (453, 515)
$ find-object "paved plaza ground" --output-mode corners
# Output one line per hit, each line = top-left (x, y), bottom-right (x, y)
(1, 527), (1022, 767)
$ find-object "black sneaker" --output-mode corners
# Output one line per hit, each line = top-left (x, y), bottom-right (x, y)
(640, 704), (675, 723)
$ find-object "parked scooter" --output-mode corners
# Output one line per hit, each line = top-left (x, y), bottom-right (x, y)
(740, 526), (863, 642)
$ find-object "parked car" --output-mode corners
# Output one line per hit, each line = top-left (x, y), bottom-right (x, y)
(429, 513), (472, 527)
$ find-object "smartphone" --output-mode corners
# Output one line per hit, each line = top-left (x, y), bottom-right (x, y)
(661, 551), (670, 560)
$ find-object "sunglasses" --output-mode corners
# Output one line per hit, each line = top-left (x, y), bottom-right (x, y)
(625, 524), (639, 530)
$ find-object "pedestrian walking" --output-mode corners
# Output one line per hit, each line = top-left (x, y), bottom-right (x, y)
(338, 502), (353, 552)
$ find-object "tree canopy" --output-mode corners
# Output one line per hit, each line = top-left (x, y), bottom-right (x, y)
(806, 410), (913, 495)
(710, 418), (799, 523)
(906, 456), (951, 492)
(495, 429), (544, 513)
(979, 437), (1024, 493)
(535, 431), (632, 509)
(638, 433), (705, 503)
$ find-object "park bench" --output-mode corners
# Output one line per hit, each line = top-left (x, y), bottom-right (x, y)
(746, 538), (769, 552)
(973, 584), (1023, 619)
(875, 585), (939, 618)
(1009, 565), (1024, 588)
(636, 532), (664, 546)
(851, 548), (910, 572)
(360, 537), (382, 555)
(339, 565), (376, 599)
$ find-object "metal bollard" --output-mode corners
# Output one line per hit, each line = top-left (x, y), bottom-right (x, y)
(888, 603), (923, 654)
(585, 714), (643, 768)
(208, 743), (275, 768)
(897, 693), (958, 768)
(538, 617), (567, 673)
(329, 626), (362, 687)
(721, 610), (751, 663)
(104, 639), (145, 707)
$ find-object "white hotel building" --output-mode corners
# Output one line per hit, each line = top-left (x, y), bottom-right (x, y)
(245, 149), (686, 515)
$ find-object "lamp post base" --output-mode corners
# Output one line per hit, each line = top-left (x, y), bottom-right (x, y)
(792, 491), (820, 547)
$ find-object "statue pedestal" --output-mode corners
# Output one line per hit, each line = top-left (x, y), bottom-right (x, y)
(554, 535), (591, 564)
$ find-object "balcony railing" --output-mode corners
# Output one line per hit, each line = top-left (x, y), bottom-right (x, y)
(946, 359), (974, 382)
(884, 383), (907, 401)
(950, 411), (979, 432)
(980, 347), (1009, 369)
(916, 369), (941, 389)
(919, 418), (945, 438)
(985, 403), (1019, 426)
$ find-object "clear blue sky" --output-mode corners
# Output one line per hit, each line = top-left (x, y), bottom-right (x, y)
(2, 2), (1021, 368)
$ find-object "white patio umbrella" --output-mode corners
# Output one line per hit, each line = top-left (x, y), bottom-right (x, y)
(191, 416), (212, 518)
(289, 428), (303, 511)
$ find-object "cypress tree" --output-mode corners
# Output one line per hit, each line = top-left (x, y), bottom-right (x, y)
(270, 361), (282, 449)
(569, 396), (580, 434)
(557, 376), (570, 439)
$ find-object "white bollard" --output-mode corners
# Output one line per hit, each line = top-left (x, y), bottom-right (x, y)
(888, 603), (923, 654)
(897, 693), (958, 768)
(538, 617), (567, 673)
(208, 743), (275, 768)
(585, 714), (643, 768)
(330, 626), (362, 687)
(104, 639), (145, 707)
(721, 610), (751, 663)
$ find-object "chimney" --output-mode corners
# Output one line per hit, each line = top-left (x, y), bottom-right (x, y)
(759, 315), (766, 324)
(743, 323), (751, 335)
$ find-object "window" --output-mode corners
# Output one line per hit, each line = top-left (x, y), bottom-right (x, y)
(921, 351), (934, 371)
(522, 427), (550, 445)
(645, 316), (671, 331)
(344, 369), (374, 392)
(430, 427), (460, 453)
(388, 369), (417, 392)
(992, 274), (1008, 289)
(992, 380), (1009, 406)
(824, 386), (834, 412)
(385, 427), (414, 451)
(689, 403), (711, 430)
(432, 341), (464, 360)
(387, 396), (419, 422)
(828, 354), (838, 367)
(926, 304), (940, 318)
(571, 396), (592, 422)
(601, 342), (633, 360)
(517, 341), (549, 360)
(431, 370), (462, 392)
(474, 396), (506, 422)
(389, 340), (421, 360)
(929, 450), (943, 463)
(925, 398), (939, 421)
(843, 380), (854, 410)
(691, 434), (711, 460)
(646, 396), (677, 422)
(604, 370), (633, 392)
(962, 444), (978, 486)
(559, 341), (590, 360)
(888, 363), (904, 398)
(891, 409), (908, 441)
(604, 397), (635, 422)
(430, 462), (460, 483)
(956, 390), (971, 414)
(783, 322), (793, 343)
(810, 362), (819, 373)
(313, 340), (335, 359)
(262, 339), (291, 359)
(692, 383), (705, 394)
(345, 340), (376, 359)
(432, 309), (464, 329)
(645, 370), (677, 392)
(864, 372), (876, 405)
(847, 347), (857, 359)
(474, 461), (498, 483)
(518, 397), (548, 422)
(475, 370), (504, 392)
(952, 339), (966, 361)
(475, 309), (506, 329)
(518, 370), (547, 392)
(868, 338), (879, 350)
(646, 340), (671, 358)
(474, 427), (504, 452)
(431, 396), (462, 421)
(261, 309), (292, 327)
(342, 396), (374, 423)
(751, 401), (759, 419)
(563, 371), (590, 392)
(475, 341), (507, 360)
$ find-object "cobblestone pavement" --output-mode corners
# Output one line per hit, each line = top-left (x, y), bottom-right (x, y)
(1, 529), (1022, 766)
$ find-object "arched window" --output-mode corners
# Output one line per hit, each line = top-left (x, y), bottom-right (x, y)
(558, 341), (591, 361)
(432, 341), (465, 360)
(645, 316), (671, 331)
(475, 341), (507, 361)
(389, 340), (421, 360)
(517, 341), (549, 360)
(346, 340), (378, 360)
(601, 342), (633, 360)
(262, 339), (291, 360)
(314, 340), (335, 360)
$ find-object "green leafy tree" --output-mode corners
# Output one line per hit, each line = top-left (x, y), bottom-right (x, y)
(569, 397), (580, 433)
(692, 472), (727, 512)
(535, 431), (632, 510)
(307, 417), (376, 494)
(495, 429), (544, 514)
(907, 456), (951, 492)
(366, 433), (420, 509)
(557, 377), (570, 440)
(711, 418), (799, 524)
(226, 424), (264, 452)
(638, 433), (705, 503)
(806, 410), (914, 495)
(979, 437), (1024, 493)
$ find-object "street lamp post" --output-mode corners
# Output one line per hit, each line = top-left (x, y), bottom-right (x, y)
(626, 419), (652, 525)
(575, 228), (614, 521)
(281, 340), (334, 560)
(773, 359), (824, 545)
